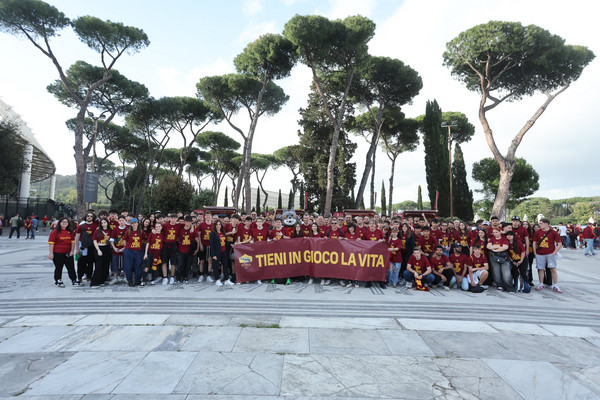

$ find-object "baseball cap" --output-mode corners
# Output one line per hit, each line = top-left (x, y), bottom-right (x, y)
(511, 216), (520, 221)
(129, 218), (139, 223)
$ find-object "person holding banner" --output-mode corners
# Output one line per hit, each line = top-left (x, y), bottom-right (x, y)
(269, 218), (291, 241)
(309, 223), (323, 238)
(404, 247), (434, 288)
(387, 228), (403, 287)
(210, 220), (233, 286)
(364, 219), (387, 289)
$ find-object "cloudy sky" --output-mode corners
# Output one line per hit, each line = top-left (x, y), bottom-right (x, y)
(1, 0), (598, 205)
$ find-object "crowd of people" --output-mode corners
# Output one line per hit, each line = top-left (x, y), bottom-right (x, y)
(37, 208), (599, 293)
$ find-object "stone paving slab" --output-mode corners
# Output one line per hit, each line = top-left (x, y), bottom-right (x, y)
(233, 327), (309, 354)
(484, 359), (599, 400)
(399, 318), (499, 333)
(279, 316), (400, 329)
(174, 352), (283, 396)
(180, 326), (242, 352)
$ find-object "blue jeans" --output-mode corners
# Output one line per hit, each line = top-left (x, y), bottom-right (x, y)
(388, 262), (401, 285)
(584, 238), (596, 255)
(111, 254), (124, 274)
(403, 270), (435, 285)
(124, 249), (143, 284)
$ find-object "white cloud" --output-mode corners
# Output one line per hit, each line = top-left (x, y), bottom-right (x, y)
(243, 0), (264, 16)
(326, 0), (377, 19)
(236, 21), (278, 45)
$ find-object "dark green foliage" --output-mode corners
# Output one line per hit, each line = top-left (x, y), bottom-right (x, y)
(150, 174), (194, 213)
(224, 186), (228, 207)
(422, 100), (449, 215)
(452, 144), (474, 221)
(110, 180), (125, 211)
(278, 189), (282, 210)
(472, 157), (539, 209)
(297, 85), (356, 214)
(444, 21), (595, 100)
(192, 188), (217, 209)
(0, 120), (25, 195)
(299, 181), (304, 210)
(417, 186), (423, 210)
(288, 189), (294, 209)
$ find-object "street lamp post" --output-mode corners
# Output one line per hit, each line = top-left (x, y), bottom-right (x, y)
(87, 111), (106, 173)
(441, 120), (458, 219)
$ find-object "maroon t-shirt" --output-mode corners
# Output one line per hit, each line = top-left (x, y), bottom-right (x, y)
(418, 235), (438, 255)
(449, 253), (469, 276)
(533, 229), (562, 255)
(407, 255), (430, 274)
(388, 237), (403, 263)
(430, 254), (449, 273)
(252, 226), (270, 242)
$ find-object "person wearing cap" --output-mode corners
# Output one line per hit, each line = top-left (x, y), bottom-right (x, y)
(511, 216), (530, 256)
(122, 218), (146, 287)
(532, 218), (563, 292)
(582, 220), (597, 256)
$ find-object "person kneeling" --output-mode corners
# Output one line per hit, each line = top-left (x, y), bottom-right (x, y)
(403, 247), (434, 288)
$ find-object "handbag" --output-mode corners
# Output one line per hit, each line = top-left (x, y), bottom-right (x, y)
(490, 251), (509, 264)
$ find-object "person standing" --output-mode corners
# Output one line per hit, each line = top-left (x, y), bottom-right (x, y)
(24, 216), (33, 239)
(582, 220), (597, 256)
(487, 228), (514, 292)
(48, 217), (77, 287)
(210, 220), (232, 286)
(8, 213), (21, 239)
(123, 218), (145, 287)
(90, 218), (112, 288)
(533, 218), (563, 293)
(74, 212), (99, 283)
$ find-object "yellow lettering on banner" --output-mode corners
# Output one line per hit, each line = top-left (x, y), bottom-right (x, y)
(256, 254), (265, 267)
(322, 251), (330, 264)
(375, 255), (384, 268)
(303, 250), (312, 263)
(267, 253), (274, 266)
(291, 251), (301, 264)
(274, 252), (284, 265)
(313, 251), (322, 264)
(329, 251), (338, 264)
(358, 253), (368, 267)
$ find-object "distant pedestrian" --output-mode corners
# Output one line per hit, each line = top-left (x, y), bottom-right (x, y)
(8, 213), (22, 239)
(582, 220), (597, 256)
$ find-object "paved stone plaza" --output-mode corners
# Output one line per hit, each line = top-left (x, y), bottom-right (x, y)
(1, 233), (599, 399)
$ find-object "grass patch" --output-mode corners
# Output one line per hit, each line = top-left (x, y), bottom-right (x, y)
(239, 323), (280, 329)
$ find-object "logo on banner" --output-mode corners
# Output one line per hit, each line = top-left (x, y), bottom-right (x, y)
(238, 254), (252, 266)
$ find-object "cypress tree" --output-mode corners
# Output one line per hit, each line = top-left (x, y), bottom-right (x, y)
(417, 185), (423, 209)
(381, 180), (387, 216)
(422, 100), (449, 215)
(288, 189), (294, 209)
(256, 187), (261, 214)
(278, 189), (282, 209)
(224, 186), (229, 207)
(299, 182), (304, 210)
(452, 144), (474, 221)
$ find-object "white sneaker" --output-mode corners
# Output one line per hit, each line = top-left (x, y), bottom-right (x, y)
(224, 279), (234, 286)
(215, 280), (223, 286)
(207, 276), (215, 283)
(324, 280), (331, 285)
(257, 280), (262, 285)
(169, 277), (175, 285)
(354, 281), (359, 288)
(197, 275), (205, 283)
(444, 286), (450, 291)
(320, 279), (325, 285)
(162, 278), (168, 285)
(307, 278), (313, 285)
(339, 280), (347, 287)
(153, 276), (163, 284)
(108, 277), (118, 285)
(406, 282), (413, 288)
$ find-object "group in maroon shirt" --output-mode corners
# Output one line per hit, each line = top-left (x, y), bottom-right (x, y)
(48, 209), (571, 294)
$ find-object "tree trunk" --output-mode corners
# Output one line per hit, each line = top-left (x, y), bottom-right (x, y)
(354, 133), (379, 208)
(73, 108), (88, 218)
(324, 125), (341, 217)
(388, 157), (396, 217)
(369, 150), (376, 210)
(491, 160), (515, 218)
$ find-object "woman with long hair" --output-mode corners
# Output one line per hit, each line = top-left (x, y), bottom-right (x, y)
(399, 223), (415, 277)
(210, 220), (232, 286)
(309, 223), (323, 238)
(90, 217), (112, 287)
(292, 223), (304, 238)
(487, 228), (513, 292)
(506, 231), (527, 290)
(457, 222), (470, 256)
(48, 217), (77, 287)
(123, 218), (145, 287)
(470, 228), (488, 256)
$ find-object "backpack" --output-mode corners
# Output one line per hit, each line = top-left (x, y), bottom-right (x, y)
(17, 217), (24, 227)
(80, 230), (93, 249)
